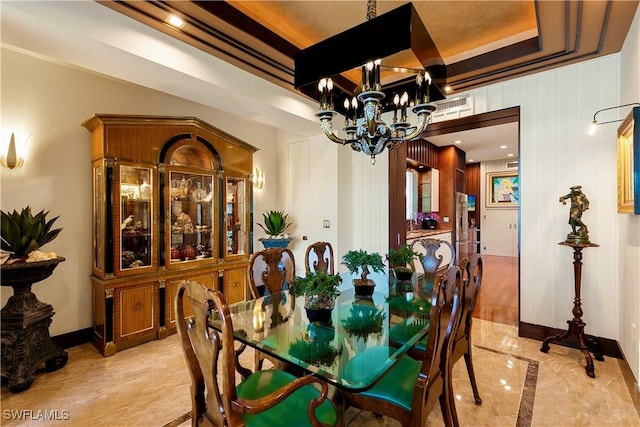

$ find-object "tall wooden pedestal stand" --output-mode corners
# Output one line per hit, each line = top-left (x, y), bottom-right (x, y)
(540, 242), (603, 378)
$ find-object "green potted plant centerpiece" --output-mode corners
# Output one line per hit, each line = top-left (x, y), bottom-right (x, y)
(341, 303), (386, 342)
(386, 244), (422, 282)
(288, 325), (341, 367)
(289, 270), (341, 324)
(341, 249), (385, 296)
(257, 210), (292, 248)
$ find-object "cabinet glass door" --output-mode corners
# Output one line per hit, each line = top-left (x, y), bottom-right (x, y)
(93, 164), (105, 272)
(225, 177), (246, 256)
(169, 171), (214, 263)
(119, 166), (153, 271)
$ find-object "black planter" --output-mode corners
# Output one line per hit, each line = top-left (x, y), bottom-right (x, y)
(1, 257), (68, 392)
(393, 268), (413, 282)
(354, 279), (375, 296)
(305, 307), (333, 324)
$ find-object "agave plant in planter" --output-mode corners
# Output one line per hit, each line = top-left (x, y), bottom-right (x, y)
(289, 270), (341, 324)
(386, 244), (422, 283)
(341, 249), (385, 296)
(257, 210), (292, 248)
(0, 206), (67, 392)
(1, 206), (63, 263)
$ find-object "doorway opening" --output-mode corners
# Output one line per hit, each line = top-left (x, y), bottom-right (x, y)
(405, 106), (521, 327)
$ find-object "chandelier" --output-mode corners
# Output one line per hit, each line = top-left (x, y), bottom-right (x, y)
(315, 64), (436, 164)
(294, 0), (443, 165)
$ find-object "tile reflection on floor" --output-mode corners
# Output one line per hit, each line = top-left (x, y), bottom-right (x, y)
(1, 319), (638, 426)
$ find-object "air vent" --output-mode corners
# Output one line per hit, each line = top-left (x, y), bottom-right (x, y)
(431, 95), (472, 122)
(433, 96), (471, 111)
(506, 161), (519, 169)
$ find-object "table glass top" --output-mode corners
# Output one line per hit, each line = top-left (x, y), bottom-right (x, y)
(210, 274), (434, 391)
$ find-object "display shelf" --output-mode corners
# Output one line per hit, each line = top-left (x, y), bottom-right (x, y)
(83, 114), (256, 356)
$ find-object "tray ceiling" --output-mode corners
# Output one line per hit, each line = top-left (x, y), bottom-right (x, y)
(100, 0), (638, 97)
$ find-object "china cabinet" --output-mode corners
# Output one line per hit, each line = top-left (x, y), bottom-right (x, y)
(83, 114), (256, 356)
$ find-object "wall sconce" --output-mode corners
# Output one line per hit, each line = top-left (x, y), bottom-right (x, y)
(253, 167), (265, 190)
(1, 132), (29, 169)
(588, 103), (640, 136)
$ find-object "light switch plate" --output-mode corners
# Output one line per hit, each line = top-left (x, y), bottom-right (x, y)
(323, 220), (330, 228)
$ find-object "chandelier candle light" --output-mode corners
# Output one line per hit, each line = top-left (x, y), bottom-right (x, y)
(316, 60), (436, 165)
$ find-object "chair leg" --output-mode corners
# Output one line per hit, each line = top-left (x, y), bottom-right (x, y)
(254, 351), (264, 371)
(440, 390), (459, 427)
(464, 347), (482, 404)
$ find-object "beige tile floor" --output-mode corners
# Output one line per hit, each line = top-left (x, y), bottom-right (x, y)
(1, 319), (639, 427)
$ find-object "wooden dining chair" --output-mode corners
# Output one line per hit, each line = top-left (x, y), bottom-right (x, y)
(248, 247), (296, 298)
(411, 238), (455, 282)
(304, 241), (335, 274)
(339, 266), (464, 427)
(248, 247), (296, 370)
(404, 254), (484, 415)
(450, 253), (484, 405)
(175, 280), (339, 427)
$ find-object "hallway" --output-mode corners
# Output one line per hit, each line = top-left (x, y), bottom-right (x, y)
(474, 255), (519, 326)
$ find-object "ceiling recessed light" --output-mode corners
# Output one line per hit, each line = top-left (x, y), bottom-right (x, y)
(454, 140), (462, 144)
(507, 153), (514, 157)
(500, 145), (507, 149)
(467, 158), (474, 162)
(166, 15), (185, 28)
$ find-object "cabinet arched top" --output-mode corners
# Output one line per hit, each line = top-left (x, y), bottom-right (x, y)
(82, 114), (257, 174)
(160, 134), (221, 171)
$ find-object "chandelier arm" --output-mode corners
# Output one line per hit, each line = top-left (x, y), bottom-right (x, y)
(318, 115), (347, 145)
(402, 116), (429, 140)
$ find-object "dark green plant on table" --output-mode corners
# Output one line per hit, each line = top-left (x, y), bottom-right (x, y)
(341, 304), (386, 342)
(341, 249), (385, 283)
(290, 271), (342, 309)
(386, 245), (422, 281)
(288, 336), (341, 367)
(1, 207), (62, 262)
(257, 210), (292, 237)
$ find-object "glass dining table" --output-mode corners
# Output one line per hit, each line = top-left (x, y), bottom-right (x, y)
(208, 272), (434, 393)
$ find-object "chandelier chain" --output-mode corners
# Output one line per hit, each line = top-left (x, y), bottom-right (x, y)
(366, 0), (376, 21)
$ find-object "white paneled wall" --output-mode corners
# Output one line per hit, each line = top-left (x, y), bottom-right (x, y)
(462, 55), (621, 339)
(350, 151), (390, 265)
(286, 135), (340, 277)
(618, 5), (640, 383)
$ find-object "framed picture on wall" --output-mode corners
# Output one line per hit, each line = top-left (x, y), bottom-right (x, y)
(486, 171), (519, 208)
(617, 106), (639, 214)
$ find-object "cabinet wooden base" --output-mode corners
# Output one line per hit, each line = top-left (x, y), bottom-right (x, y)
(91, 264), (247, 356)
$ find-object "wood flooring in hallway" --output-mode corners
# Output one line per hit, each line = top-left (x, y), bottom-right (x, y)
(473, 254), (519, 326)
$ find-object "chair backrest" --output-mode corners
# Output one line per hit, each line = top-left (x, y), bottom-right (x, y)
(175, 280), (241, 426)
(248, 248), (296, 298)
(411, 238), (455, 278)
(412, 265), (463, 426)
(304, 241), (335, 275)
(456, 253), (483, 343)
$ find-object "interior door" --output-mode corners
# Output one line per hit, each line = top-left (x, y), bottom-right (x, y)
(482, 209), (518, 257)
